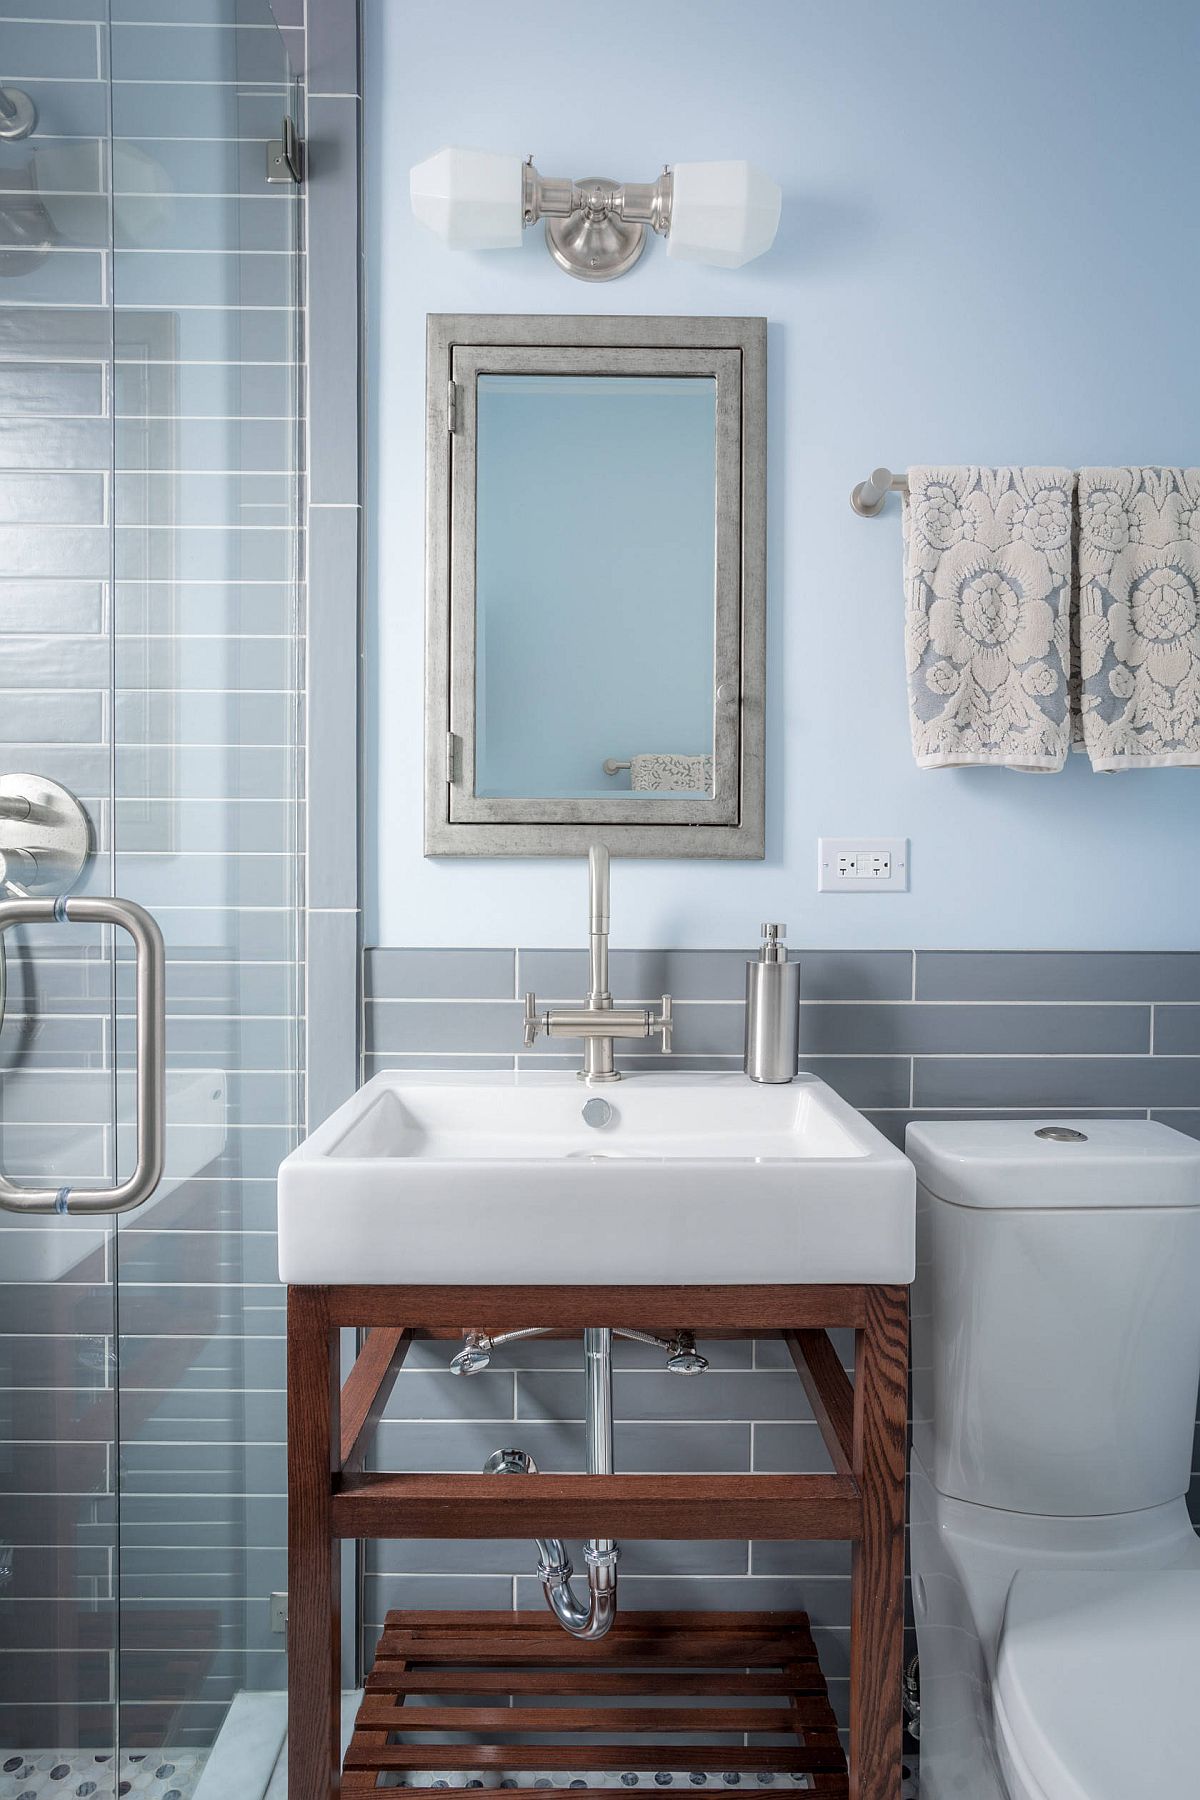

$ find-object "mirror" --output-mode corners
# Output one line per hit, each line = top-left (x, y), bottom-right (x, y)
(475, 373), (717, 801)
(425, 315), (766, 856)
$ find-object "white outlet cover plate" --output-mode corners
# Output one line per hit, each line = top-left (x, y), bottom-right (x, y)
(818, 836), (909, 893)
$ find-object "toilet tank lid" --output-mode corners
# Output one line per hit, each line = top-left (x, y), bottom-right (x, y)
(905, 1119), (1200, 1209)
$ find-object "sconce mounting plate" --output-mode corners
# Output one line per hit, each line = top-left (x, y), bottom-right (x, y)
(544, 177), (645, 282)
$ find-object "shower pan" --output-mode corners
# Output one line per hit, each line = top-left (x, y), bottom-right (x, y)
(0, 6), (305, 1796)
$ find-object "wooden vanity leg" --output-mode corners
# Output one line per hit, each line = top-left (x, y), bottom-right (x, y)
(849, 1284), (909, 1800)
(288, 1286), (342, 1799)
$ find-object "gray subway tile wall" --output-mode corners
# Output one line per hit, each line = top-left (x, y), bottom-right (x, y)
(362, 945), (1200, 1724)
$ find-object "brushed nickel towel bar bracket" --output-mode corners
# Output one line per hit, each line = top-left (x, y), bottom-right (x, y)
(850, 466), (909, 516)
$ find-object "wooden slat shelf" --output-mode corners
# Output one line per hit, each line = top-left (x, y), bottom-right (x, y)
(341, 1608), (848, 1796)
(332, 1471), (863, 1542)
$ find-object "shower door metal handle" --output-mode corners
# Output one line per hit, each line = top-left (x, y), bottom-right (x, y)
(0, 896), (166, 1215)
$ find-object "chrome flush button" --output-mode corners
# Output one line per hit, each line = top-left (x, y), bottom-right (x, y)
(582, 1098), (613, 1129)
(1035, 1126), (1089, 1142)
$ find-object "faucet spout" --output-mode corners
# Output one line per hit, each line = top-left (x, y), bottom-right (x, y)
(584, 845), (616, 1079)
(521, 844), (672, 1080)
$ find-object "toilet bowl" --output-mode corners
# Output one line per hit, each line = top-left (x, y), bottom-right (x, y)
(994, 1569), (1200, 1800)
(905, 1120), (1200, 1800)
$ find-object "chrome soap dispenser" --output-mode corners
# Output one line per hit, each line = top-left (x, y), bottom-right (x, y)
(744, 923), (800, 1083)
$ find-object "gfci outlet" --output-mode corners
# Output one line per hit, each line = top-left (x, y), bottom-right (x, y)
(818, 837), (909, 893)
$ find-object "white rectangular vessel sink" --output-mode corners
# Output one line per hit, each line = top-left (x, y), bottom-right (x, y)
(277, 1070), (914, 1286)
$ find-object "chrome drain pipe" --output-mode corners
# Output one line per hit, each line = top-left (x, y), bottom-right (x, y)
(483, 1325), (618, 1640)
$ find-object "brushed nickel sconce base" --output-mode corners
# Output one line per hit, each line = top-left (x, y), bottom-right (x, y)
(544, 177), (646, 282)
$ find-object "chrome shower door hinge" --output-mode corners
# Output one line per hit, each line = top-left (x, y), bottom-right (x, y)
(267, 115), (304, 184)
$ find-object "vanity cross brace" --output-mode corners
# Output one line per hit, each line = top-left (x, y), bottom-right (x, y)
(288, 1282), (908, 1800)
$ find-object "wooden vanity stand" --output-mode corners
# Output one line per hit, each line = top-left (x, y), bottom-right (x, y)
(288, 1282), (908, 1800)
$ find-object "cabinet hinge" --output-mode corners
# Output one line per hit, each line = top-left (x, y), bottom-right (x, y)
(445, 731), (460, 783)
(447, 379), (458, 433)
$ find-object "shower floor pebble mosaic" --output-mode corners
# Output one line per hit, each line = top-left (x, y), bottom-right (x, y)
(0, 1752), (206, 1800)
(394, 1766), (919, 1796)
(403, 1778), (822, 1791)
(0, 1745), (918, 1798)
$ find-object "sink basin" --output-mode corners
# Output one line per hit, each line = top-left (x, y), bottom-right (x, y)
(277, 1070), (914, 1285)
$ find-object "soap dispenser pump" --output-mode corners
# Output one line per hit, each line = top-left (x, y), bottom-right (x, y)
(744, 923), (800, 1083)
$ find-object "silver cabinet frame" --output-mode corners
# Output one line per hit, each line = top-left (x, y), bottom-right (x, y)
(424, 314), (766, 858)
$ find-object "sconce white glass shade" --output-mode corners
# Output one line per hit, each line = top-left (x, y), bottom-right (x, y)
(410, 146), (524, 250)
(667, 160), (782, 268)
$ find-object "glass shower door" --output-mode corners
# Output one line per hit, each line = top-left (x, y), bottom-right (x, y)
(108, 0), (304, 1783)
(0, 2), (303, 1793)
(0, 2), (123, 1784)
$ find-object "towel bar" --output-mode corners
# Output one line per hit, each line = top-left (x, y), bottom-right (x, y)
(0, 894), (166, 1215)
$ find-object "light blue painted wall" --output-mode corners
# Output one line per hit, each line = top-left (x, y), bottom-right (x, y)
(364, 0), (1200, 951)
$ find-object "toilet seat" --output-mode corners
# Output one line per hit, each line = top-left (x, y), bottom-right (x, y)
(994, 1567), (1200, 1799)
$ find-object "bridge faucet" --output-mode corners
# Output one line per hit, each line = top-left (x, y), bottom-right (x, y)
(522, 846), (672, 1083)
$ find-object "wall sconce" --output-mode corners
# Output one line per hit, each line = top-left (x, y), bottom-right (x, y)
(409, 147), (782, 281)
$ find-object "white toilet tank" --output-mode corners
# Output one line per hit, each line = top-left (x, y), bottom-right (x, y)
(907, 1119), (1200, 1517)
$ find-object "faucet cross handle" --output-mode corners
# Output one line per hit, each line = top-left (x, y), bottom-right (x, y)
(523, 991), (544, 1048)
(655, 993), (673, 1054)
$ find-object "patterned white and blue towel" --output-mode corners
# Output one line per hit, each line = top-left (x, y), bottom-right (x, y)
(903, 467), (1073, 771)
(1076, 467), (1200, 770)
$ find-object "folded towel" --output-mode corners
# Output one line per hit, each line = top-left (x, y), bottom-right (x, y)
(1076, 468), (1200, 769)
(904, 466), (1073, 770)
(629, 753), (712, 792)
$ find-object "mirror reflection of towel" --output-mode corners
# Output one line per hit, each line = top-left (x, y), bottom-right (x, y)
(629, 754), (713, 793)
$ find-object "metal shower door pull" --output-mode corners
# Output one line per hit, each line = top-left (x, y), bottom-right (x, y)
(0, 895), (166, 1215)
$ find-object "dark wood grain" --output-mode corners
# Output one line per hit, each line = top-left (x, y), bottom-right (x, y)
(786, 1656), (847, 1796)
(376, 1605), (826, 1651)
(341, 1608), (848, 1793)
(355, 1700), (827, 1732)
(287, 1286), (343, 1800)
(784, 1329), (856, 1476)
(323, 1283), (869, 1330)
(288, 1279), (903, 1798)
(365, 1667), (818, 1696)
(338, 1326), (410, 1472)
(375, 1626), (816, 1665)
(343, 1744), (849, 1773)
(849, 1284), (908, 1800)
(332, 1471), (862, 1541)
